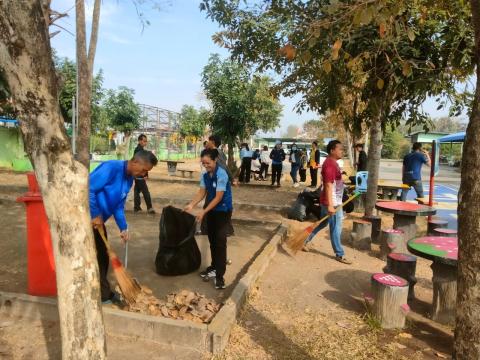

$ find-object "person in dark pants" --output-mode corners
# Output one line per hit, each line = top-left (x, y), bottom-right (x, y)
(185, 148), (233, 289)
(289, 143), (301, 187)
(355, 143), (368, 172)
(309, 141), (321, 188)
(90, 150), (158, 303)
(349, 143), (369, 184)
(299, 150), (307, 183)
(133, 134), (155, 214)
(269, 141), (286, 187)
(238, 143), (253, 183)
(259, 145), (270, 180)
(401, 142), (431, 201)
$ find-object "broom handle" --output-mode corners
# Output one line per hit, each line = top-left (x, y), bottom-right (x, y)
(97, 226), (117, 260)
(312, 192), (360, 227)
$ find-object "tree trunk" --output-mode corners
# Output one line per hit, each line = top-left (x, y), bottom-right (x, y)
(345, 129), (354, 171)
(228, 142), (235, 169)
(454, 0), (480, 357)
(0, 2), (106, 358)
(75, 0), (100, 169)
(364, 110), (383, 216)
(75, 0), (91, 168)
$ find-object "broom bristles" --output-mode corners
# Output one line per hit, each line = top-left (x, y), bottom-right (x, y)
(287, 230), (310, 254)
(110, 255), (141, 304)
(97, 227), (141, 304)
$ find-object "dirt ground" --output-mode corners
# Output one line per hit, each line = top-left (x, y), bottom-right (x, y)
(0, 166), (454, 359)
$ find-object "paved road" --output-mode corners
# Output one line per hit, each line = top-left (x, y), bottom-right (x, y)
(380, 160), (459, 229)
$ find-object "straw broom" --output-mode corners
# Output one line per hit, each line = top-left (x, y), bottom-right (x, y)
(286, 192), (361, 253)
(97, 227), (141, 304)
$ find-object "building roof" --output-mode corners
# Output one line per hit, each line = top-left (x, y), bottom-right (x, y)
(438, 132), (465, 143)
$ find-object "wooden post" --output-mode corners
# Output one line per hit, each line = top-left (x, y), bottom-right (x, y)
(350, 220), (372, 250)
(363, 215), (382, 244)
(431, 261), (457, 325)
(432, 228), (457, 238)
(427, 219), (448, 236)
(371, 273), (410, 329)
(380, 229), (406, 259)
(384, 253), (417, 301)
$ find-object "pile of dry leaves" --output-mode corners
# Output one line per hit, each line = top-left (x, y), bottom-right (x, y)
(117, 286), (221, 324)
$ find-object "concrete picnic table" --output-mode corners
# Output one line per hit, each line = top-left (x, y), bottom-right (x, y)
(375, 201), (436, 241)
(377, 181), (410, 200)
(160, 160), (185, 176)
(407, 236), (458, 325)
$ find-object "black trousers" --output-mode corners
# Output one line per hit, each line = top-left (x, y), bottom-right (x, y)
(299, 168), (307, 182)
(93, 226), (113, 301)
(239, 157), (252, 183)
(134, 178), (152, 210)
(206, 211), (229, 281)
(310, 167), (318, 187)
(260, 163), (269, 179)
(271, 164), (282, 185)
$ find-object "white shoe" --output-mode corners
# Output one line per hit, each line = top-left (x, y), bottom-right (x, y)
(293, 183), (300, 188)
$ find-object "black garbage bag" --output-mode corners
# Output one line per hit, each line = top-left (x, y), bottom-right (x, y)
(155, 206), (201, 276)
(287, 192), (315, 222)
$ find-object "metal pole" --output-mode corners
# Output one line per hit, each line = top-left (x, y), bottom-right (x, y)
(428, 140), (436, 221)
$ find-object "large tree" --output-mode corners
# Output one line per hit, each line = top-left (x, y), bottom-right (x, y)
(201, 54), (282, 166)
(455, 1), (480, 358)
(0, 1), (106, 358)
(179, 104), (208, 139)
(75, 0), (101, 168)
(201, 0), (473, 216)
(55, 56), (104, 128)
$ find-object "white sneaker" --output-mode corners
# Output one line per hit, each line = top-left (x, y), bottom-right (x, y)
(293, 183), (300, 188)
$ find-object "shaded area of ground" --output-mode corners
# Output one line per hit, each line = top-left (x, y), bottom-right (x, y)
(0, 167), (455, 359)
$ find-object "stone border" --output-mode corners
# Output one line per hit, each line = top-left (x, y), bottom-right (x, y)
(0, 223), (288, 354)
(208, 223), (288, 353)
(151, 196), (288, 214)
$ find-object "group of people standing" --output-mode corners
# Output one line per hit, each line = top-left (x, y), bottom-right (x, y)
(236, 140), (324, 188)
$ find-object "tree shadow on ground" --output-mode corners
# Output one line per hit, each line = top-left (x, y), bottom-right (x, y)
(321, 269), (453, 356)
(240, 305), (314, 360)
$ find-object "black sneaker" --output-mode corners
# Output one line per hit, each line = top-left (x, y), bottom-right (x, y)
(200, 267), (216, 280)
(214, 278), (226, 289)
(134, 207), (142, 213)
(147, 208), (156, 215)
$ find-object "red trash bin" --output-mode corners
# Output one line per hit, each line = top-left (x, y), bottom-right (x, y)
(16, 172), (57, 296)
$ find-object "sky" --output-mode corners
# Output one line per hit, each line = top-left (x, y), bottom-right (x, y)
(50, 0), (455, 136)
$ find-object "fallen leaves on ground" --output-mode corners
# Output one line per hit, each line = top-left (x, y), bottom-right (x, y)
(118, 286), (221, 324)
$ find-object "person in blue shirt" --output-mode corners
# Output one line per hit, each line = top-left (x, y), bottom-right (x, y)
(239, 143), (253, 183)
(401, 142), (431, 201)
(184, 148), (233, 290)
(90, 150), (158, 303)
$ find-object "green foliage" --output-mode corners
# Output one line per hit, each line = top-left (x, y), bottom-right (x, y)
(179, 105), (208, 138)
(103, 86), (141, 132)
(201, 54), (282, 145)
(381, 125), (409, 159)
(201, 0), (474, 130)
(54, 57), (104, 128)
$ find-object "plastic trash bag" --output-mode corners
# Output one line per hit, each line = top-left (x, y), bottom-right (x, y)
(155, 206), (201, 276)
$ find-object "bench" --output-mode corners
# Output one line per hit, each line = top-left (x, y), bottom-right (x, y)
(416, 197), (438, 205)
(178, 169), (195, 179)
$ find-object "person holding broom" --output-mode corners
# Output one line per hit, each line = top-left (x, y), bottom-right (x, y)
(90, 150), (158, 303)
(184, 148), (233, 290)
(303, 140), (352, 264)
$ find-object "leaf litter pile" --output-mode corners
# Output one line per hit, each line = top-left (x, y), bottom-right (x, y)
(114, 285), (221, 324)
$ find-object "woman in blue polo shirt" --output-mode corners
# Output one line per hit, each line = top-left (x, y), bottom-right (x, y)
(184, 148), (233, 289)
